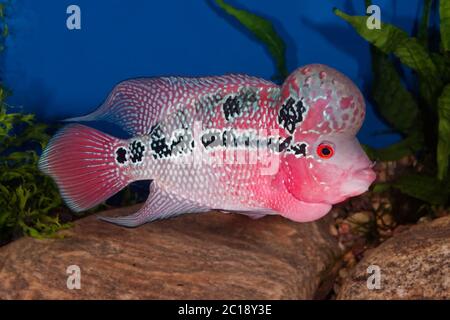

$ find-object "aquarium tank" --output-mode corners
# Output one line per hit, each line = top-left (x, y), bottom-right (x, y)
(0, 0), (448, 304)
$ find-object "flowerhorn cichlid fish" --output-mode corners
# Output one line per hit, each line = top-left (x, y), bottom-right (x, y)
(39, 64), (376, 227)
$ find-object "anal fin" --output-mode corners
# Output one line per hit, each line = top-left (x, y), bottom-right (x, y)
(98, 183), (210, 227)
(217, 209), (275, 220)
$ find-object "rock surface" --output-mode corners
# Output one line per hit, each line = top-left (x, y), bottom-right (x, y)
(0, 205), (341, 299)
(337, 215), (450, 299)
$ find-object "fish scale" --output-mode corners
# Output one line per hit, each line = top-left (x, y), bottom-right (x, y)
(143, 77), (280, 211)
(39, 64), (376, 227)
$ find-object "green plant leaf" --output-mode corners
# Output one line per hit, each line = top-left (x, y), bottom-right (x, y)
(372, 182), (391, 193)
(392, 173), (449, 205)
(431, 52), (450, 83)
(371, 48), (419, 134)
(418, 0), (433, 47)
(334, 8), (442, 108)
(0, 102), (69, 240)
(215, 0), (288, 80)
(0, 4), (4, 20)
(440, 0), (450, 51)
(437, 84), (450, 180)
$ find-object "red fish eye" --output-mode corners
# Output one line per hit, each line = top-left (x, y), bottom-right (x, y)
(317, 144), (334, 159)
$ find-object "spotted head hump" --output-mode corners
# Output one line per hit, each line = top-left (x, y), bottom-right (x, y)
(277, 64), (365, 137)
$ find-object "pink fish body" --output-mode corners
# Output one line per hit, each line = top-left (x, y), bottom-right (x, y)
(39, 64), (376, 227)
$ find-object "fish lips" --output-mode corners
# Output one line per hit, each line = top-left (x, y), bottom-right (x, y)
(340, 167), (377, 198)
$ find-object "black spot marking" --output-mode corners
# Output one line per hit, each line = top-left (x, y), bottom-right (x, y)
(201, 135), (215, 148)
(241, 88), (258, 106)
(116, 147), (127, 164)
(201, 131), (221, 149)
(150, 139), (171, 159)
(199, 127), (307, 157)
(278, 136), (293, 152)
(234, 132), (255, 149)
(170, 130), (194, 155)
(129, 140), (145, 163)
(288, 143), (307, 157)
(221, 88), (260, 122)
(223, 95), (242, 121)
(150, 125), (171, 159)
(172, 134), (183, 143)
(222, 130), (237, 147)
(278, 97), (307, 134)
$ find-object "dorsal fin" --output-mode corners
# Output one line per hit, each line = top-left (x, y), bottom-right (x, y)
(65, 78), (171, 136)
(65, 74), (278, 136)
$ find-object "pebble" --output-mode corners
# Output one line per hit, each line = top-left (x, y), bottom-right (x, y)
(329, 224), (338, 237)
(338, 223), (350, 235)
(349, 211), (372, 224)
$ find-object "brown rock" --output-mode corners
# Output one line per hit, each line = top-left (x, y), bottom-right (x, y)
(337, 215), (450, 299)
(0, 205), (341, 299)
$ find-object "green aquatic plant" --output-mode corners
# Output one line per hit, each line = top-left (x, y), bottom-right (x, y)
(213, 0), (450, 208)
(0, 2), (71, 242)
(214, 0), (288, 81)
(334, 0), (450, 205)
(0, 97), (72, 241)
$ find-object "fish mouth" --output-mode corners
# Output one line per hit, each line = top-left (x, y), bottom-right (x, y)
(340, 167), (377, 197)
(353, 167), (377, 182)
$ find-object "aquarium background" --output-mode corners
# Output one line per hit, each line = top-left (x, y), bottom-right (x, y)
(2, 0), (426, 147)
(1, 0), (450, 301)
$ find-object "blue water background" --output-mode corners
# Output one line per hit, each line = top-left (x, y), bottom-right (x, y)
(2, 0), (428, 147)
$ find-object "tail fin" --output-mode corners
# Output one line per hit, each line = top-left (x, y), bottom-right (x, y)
(39, 124), (131, 212)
